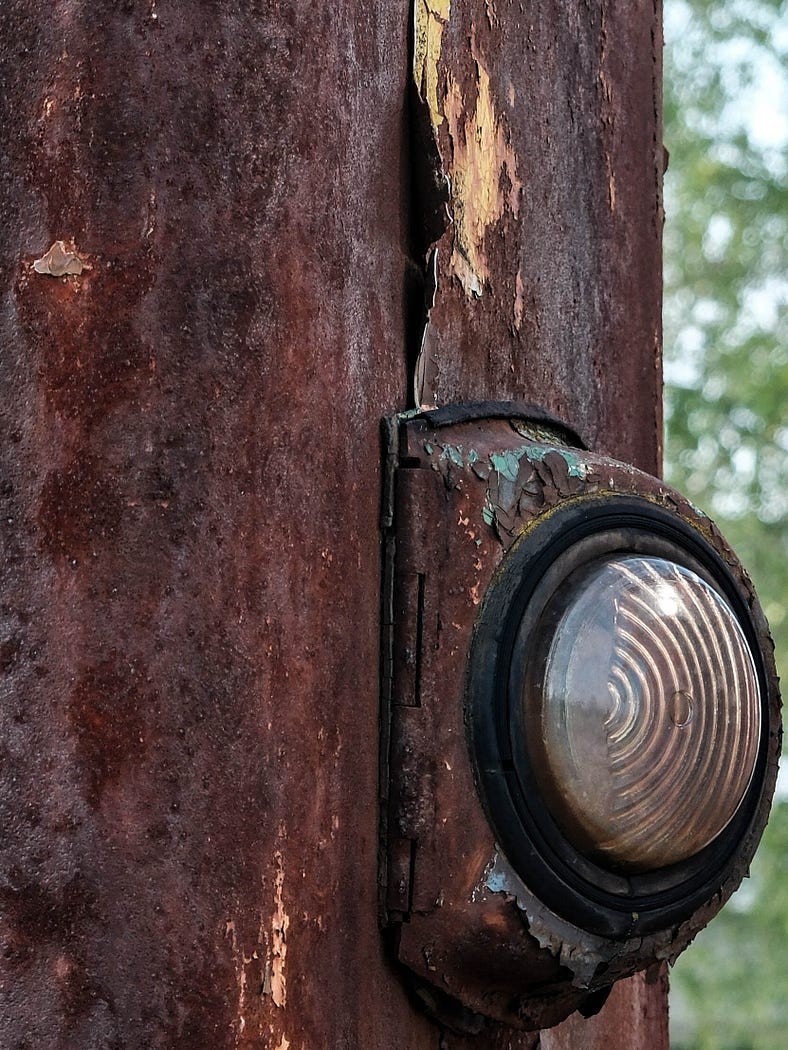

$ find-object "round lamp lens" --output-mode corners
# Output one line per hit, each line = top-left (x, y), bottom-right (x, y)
(523, 556), (761, 871)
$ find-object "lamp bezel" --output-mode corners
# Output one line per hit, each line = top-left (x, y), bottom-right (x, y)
(468, 494), (772, 938)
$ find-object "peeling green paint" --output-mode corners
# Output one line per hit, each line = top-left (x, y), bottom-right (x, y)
(440, 444), (465, 468)
(490, 449), (522, 482)
(433, 438), (592, 538)
(525, 445), (587, 479)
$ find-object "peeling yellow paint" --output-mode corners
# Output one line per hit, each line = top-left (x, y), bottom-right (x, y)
(444, 36), (522, 298)
(224, 919), (250, 1037)
(513, 268), (525, 329)
(33, 240), (88, 277)
(270, 851), (289, 1009)
(607, 166), (617, 212)
(413, 0), (451, 127)
(275, 1038), (290, 1050)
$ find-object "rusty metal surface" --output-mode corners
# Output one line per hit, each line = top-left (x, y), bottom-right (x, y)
(541, 965), (670, 1050)
(0, 1), (669, 1047)
(406, 2), (667, 1046)
(411, 1), (663, 476)
(0, 3), (442, 1047)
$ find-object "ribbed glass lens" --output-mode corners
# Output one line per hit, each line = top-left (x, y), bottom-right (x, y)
(523, 556), (761, 871)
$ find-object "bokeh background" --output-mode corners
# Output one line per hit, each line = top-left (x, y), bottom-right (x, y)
(663, 2), (787, 1046)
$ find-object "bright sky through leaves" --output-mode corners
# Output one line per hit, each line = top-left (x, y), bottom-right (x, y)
(663, 3), (787, 1048)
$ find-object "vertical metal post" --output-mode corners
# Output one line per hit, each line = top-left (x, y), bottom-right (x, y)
(0, 2), (665, 1047)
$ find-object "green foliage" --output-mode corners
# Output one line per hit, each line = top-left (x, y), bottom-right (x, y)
(663, 0), (788, 663)
(669, 804), (788, 1049)
(663, 2), (787, 1047)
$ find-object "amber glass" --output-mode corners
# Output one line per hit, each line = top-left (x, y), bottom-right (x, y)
(523, 556), (761, 871)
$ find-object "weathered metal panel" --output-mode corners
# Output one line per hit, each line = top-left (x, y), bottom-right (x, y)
(541, 965), (670, 1050)
(411, 0), (663, 474)
(406, 2), (667, 1047)
(0, 1), (665, 1048)
(0, 3), (440, 1048)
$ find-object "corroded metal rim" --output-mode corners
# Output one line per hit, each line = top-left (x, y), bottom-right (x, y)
(468, 494), (778, 938)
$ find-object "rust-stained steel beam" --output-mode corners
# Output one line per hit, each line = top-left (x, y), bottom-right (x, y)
(0, 4), (430, 1047)
(405, 5), (665, 1043)
(0, 1), (666, 1047)
(411, 0), (663, 474)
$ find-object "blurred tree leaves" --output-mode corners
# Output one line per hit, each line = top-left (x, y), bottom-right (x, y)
(663, 0), (787, 655)
(663, 2), (787, 1047)
(669, 798), (788, 1048)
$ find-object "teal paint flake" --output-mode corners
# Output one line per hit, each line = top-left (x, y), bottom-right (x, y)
(486, 870), (510, 894)
(468, 449), (479, 464)
(524, 446), (547, 462)
(424, 442), (434, 455)
(525, 445), (587, 478)
(440, 444), (464, 468)
(684, 498), (708, 519)
(490, 449), (522, 482)
(482, 505), (495, 526)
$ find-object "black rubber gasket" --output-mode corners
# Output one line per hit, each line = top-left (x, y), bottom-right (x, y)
(467, 494), (772, 939)
(417, 401), (588, 450)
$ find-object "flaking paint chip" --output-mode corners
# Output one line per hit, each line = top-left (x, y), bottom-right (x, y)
(33, 240), (87, 277)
